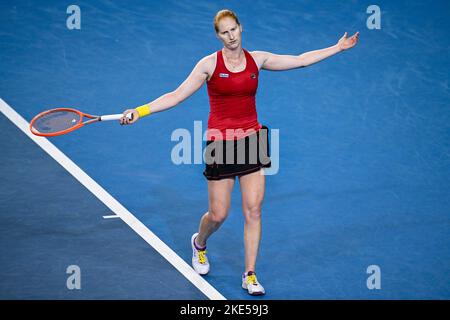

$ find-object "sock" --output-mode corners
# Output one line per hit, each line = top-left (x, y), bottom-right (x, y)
(194, 236), (206, 251)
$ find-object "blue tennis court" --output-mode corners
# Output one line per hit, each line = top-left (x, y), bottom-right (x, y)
(1, 0), (449, 299)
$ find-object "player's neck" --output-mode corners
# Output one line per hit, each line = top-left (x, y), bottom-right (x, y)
(222, 46), (243, 60)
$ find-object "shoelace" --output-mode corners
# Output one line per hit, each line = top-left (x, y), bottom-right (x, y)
(246, 274), (258, 285)
(197, 250), (207, 264)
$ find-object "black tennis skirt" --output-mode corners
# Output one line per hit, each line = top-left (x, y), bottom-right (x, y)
(203, 125), (271, 180)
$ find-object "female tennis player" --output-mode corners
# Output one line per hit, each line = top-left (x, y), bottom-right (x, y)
(121, 9), (359, 295)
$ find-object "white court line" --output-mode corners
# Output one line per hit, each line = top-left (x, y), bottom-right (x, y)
(0, 98), (226, 300)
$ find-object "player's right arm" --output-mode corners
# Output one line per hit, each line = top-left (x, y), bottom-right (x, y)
(121, 54), (214, 125)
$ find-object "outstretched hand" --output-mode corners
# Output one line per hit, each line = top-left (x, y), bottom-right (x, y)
(337, 31), (359, 51)
(120, 109), (139, 125)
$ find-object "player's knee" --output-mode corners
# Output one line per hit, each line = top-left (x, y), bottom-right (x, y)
(209, 207), (228, 224)
(243, 205), (262, 222)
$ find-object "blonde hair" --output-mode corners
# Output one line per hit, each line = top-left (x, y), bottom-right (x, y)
(213, 9), (240, 33)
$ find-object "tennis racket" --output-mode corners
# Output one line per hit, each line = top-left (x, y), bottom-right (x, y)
(29, 108), (132, 137)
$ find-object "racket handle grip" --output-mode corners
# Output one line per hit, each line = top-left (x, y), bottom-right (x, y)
(100, 113), (133, 121)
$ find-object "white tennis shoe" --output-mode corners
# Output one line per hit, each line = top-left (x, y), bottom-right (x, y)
(242, 271), (265, 295)
(191, 233), (210, 275)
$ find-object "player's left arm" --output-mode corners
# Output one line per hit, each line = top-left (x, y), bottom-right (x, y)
(253, 32), (359, 71)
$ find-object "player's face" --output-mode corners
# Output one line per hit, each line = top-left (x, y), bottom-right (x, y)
(216, 17), (242, 49)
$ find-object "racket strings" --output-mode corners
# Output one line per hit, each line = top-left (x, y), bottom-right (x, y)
(32, 111), (81, 134)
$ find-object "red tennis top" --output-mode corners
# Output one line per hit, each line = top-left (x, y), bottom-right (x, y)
(206, 49), (262, 140)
